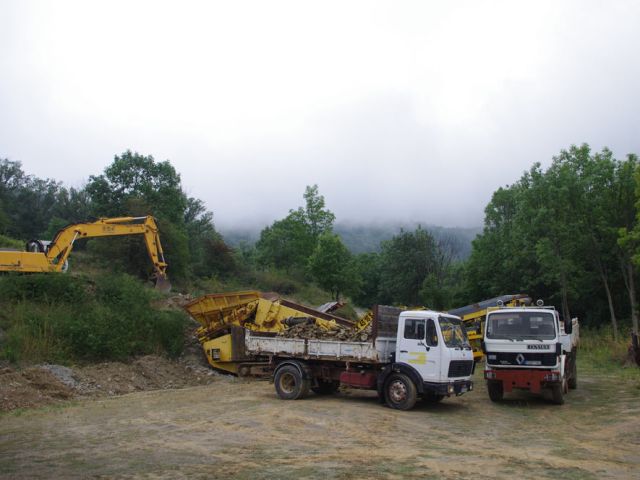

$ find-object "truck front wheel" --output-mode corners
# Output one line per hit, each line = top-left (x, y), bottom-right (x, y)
(274, 365), (310, 400)
(550, 382), (565, 405)
(487, 380), (503, 402)
(384, 373), (418, 410)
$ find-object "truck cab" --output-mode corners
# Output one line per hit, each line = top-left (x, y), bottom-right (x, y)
(382, 311), (475, 408)
(482, 303), (578, 404)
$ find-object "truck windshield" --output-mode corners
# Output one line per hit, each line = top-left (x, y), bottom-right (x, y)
(438, 317), (470, 348)
(486, 311), (556, 340)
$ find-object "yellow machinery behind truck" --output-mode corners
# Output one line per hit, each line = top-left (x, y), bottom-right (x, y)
(184, 291), (355, 375)
(448, 294), (531, 361)
(0, 216), (170, 291)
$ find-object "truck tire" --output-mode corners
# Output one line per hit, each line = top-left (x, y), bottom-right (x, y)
(568, 356), (577, 390)
(487, 380), (503, 402)
(274, 365), (310, 400)
(384, 373), (418, 410)
(311, 380), (340, 395)
(550, 383), (565, 405)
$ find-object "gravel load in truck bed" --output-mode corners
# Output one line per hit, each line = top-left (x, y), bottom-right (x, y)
(278, 321), (372, 342)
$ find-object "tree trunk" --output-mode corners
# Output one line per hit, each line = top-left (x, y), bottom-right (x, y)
(621, 258), (640, 366)
(558, 265), (571, 322)
(597, 263), (619, 341)
(603, 279), (619, 342)
(628, 264), (639, 365)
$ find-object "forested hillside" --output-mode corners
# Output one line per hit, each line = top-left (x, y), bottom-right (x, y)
(222, 223), (479, 258)
(1, 143), (640, 365)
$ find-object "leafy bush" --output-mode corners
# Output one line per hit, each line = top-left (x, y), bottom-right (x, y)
(0, 234), (23, 249)
(0, 273), (187, 364)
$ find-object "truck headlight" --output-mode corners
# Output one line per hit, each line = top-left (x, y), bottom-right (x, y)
(448, 384), (455, 394)
(485, 370), (496, 380)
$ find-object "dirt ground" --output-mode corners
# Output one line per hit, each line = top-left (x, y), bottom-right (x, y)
(1, 365), (639, 480)
(0, 324), (217, 412)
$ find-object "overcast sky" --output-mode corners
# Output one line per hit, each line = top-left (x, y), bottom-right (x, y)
(1, 1), (639, 229)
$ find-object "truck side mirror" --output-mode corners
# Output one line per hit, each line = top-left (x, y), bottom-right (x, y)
(556, 343), (562, 355)
(481, 341), (486, 354)
(564, 318), (573, 334)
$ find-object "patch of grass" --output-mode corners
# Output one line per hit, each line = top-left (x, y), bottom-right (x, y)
(0, 234), (23, 249)
(578, 327), (640, 390)
(0, 273), (188, 365)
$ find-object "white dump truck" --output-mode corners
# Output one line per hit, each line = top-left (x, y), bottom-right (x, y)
(184, 292), (475, 410)
(247, 305), (475, 410)
(482, 300), (579, 404)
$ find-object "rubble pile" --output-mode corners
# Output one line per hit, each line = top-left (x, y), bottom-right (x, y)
(278, 320), (372, 342)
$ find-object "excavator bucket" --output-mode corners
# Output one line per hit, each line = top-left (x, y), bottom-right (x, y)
(154, 275), (172, 293)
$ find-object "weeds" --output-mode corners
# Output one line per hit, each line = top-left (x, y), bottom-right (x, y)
(579, 327), (640, 389)
(0, 273), (187, 364)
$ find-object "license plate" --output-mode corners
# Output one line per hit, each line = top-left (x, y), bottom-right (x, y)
(460, 385), (467, 393)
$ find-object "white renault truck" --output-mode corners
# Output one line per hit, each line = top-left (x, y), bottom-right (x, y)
(248, 305), (475, 410)
(482, 300), (579, 404)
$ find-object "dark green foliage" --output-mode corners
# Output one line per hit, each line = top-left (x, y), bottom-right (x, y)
(377, 227), (445, 306)
(84, 151), (235, 282)
(0, 158), (64, 239)
(351, 253), (382, 307)
(308, 233), (359, 300)
(86, 150), (187, 223)
(0, 273), (187, 363)
(256, 185), (335, 271)
(464, 144), (639, 337)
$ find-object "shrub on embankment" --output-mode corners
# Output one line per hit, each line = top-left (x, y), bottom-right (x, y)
(0, 273), (187, 364)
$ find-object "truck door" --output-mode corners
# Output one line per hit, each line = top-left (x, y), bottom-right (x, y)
(397, 317), (441, 382)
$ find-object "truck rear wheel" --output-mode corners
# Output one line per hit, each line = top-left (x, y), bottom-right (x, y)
(487, 380), (503, 402)
(568, 356), (577, 390)
(384, 373), (417, 410)
(311, 380), (340, 395)
(274, 365), (310, 400)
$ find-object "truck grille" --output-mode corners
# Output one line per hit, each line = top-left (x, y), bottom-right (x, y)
(448, 360), (474, 378)
(486, 352), (557, 367)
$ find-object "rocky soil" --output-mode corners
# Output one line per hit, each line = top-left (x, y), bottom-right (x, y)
(0, 320), (219, 412)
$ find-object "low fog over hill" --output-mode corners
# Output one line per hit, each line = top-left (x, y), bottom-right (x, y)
(221, 222), (481, 260)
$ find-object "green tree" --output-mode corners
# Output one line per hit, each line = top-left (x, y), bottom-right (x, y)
(86, 150), (187, 223)
(617, 154), (640, 355)
(464, 144), (638, 335)
(256, 185), (335, 272)
(308, 233), (357, 300)
(377, 227), (440, 306)
(351, 252), (382, 307)
(85, 151), (232, 281)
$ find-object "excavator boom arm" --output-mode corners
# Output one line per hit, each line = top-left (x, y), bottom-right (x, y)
(47, 216), (168, 277)
(0, 216), (170, 290)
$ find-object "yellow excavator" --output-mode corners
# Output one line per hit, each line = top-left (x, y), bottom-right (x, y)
(0, 216), (170, 291)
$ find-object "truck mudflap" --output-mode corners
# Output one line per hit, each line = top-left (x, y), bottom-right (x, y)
(423, 380), (473, 397)
(485, 369), (560, 394)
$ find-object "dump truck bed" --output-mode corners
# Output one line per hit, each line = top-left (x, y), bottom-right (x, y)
(246, 331), (396, 363)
